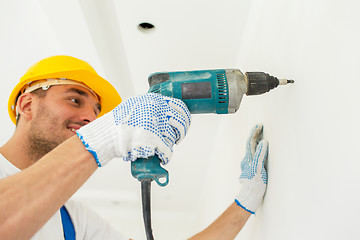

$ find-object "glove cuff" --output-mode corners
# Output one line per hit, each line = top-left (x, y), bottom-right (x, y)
(235, 180), (266, 214)
(76, 112), (116, 167)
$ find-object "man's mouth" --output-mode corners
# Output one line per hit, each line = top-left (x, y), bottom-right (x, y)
(67, 124), (82, 134)
(68, 128), (77, 133)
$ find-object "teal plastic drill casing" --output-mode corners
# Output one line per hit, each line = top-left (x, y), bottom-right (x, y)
(149, 69), (229, 114)
(131, 69), (247, 186)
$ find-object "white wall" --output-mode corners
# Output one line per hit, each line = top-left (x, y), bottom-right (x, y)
(195, 0), (360, 239)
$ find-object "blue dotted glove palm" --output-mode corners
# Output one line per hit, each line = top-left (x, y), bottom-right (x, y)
(235, 124), (268, 214)
(76, 93), (191, 167)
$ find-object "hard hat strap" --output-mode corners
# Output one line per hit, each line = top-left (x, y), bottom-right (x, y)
(22, 78), (99, 101)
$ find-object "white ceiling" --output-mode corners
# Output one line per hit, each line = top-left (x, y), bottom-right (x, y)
(0, 0), (253, 239)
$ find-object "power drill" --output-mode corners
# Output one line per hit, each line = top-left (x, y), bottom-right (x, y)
(130, 69), (294, 240)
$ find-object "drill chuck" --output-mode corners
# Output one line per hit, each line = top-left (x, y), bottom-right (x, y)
(246, 72), (281, 95)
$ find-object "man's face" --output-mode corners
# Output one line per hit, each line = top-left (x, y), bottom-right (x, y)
(27, 84), (101, 159)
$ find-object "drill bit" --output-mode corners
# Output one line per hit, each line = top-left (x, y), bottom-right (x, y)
(278, 79), (295, 85)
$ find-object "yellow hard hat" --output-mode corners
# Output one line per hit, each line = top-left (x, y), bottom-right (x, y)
(8, 55), (122, 124)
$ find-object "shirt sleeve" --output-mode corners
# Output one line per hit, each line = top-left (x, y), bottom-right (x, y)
(65, 200), (130, 240)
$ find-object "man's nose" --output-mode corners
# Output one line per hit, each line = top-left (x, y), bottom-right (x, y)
(81, 108), (97, 124)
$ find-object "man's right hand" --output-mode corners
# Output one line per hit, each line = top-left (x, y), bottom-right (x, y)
(76, 93), (191, 167)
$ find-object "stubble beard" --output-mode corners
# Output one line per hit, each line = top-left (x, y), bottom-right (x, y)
(26, 103), (68, 162)
(27, 133), (62, 162)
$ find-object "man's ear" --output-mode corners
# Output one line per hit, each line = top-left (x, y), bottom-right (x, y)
(16, 93), (36, 121)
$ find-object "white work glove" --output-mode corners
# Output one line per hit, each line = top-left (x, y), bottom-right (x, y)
(76, 93), (191, 167)
(235, 124), (268, 214)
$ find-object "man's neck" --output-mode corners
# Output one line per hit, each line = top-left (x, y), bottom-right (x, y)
(0, 132), (38, 170)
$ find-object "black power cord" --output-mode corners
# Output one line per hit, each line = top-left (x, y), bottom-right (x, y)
(141, 179), (154, 240)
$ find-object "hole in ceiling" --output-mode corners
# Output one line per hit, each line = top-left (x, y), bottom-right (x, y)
(138, 22), (155, 33)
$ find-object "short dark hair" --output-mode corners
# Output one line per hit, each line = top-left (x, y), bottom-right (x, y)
(16, 88), (48, 126)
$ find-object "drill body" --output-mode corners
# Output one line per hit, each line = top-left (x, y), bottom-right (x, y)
(131, 69), (293, 186)
(147, 69), (247, 114)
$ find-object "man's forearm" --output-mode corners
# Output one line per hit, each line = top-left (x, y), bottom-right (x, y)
(189, 202), (251, 240)
(0, 136), (97, 240)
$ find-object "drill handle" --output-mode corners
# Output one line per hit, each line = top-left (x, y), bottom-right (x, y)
(131, 156), (169, 187)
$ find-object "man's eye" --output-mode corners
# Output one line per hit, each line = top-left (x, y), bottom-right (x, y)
(70, 98), (80, 105)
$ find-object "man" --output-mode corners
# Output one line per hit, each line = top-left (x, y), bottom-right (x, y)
(0, 55), (268, 239)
